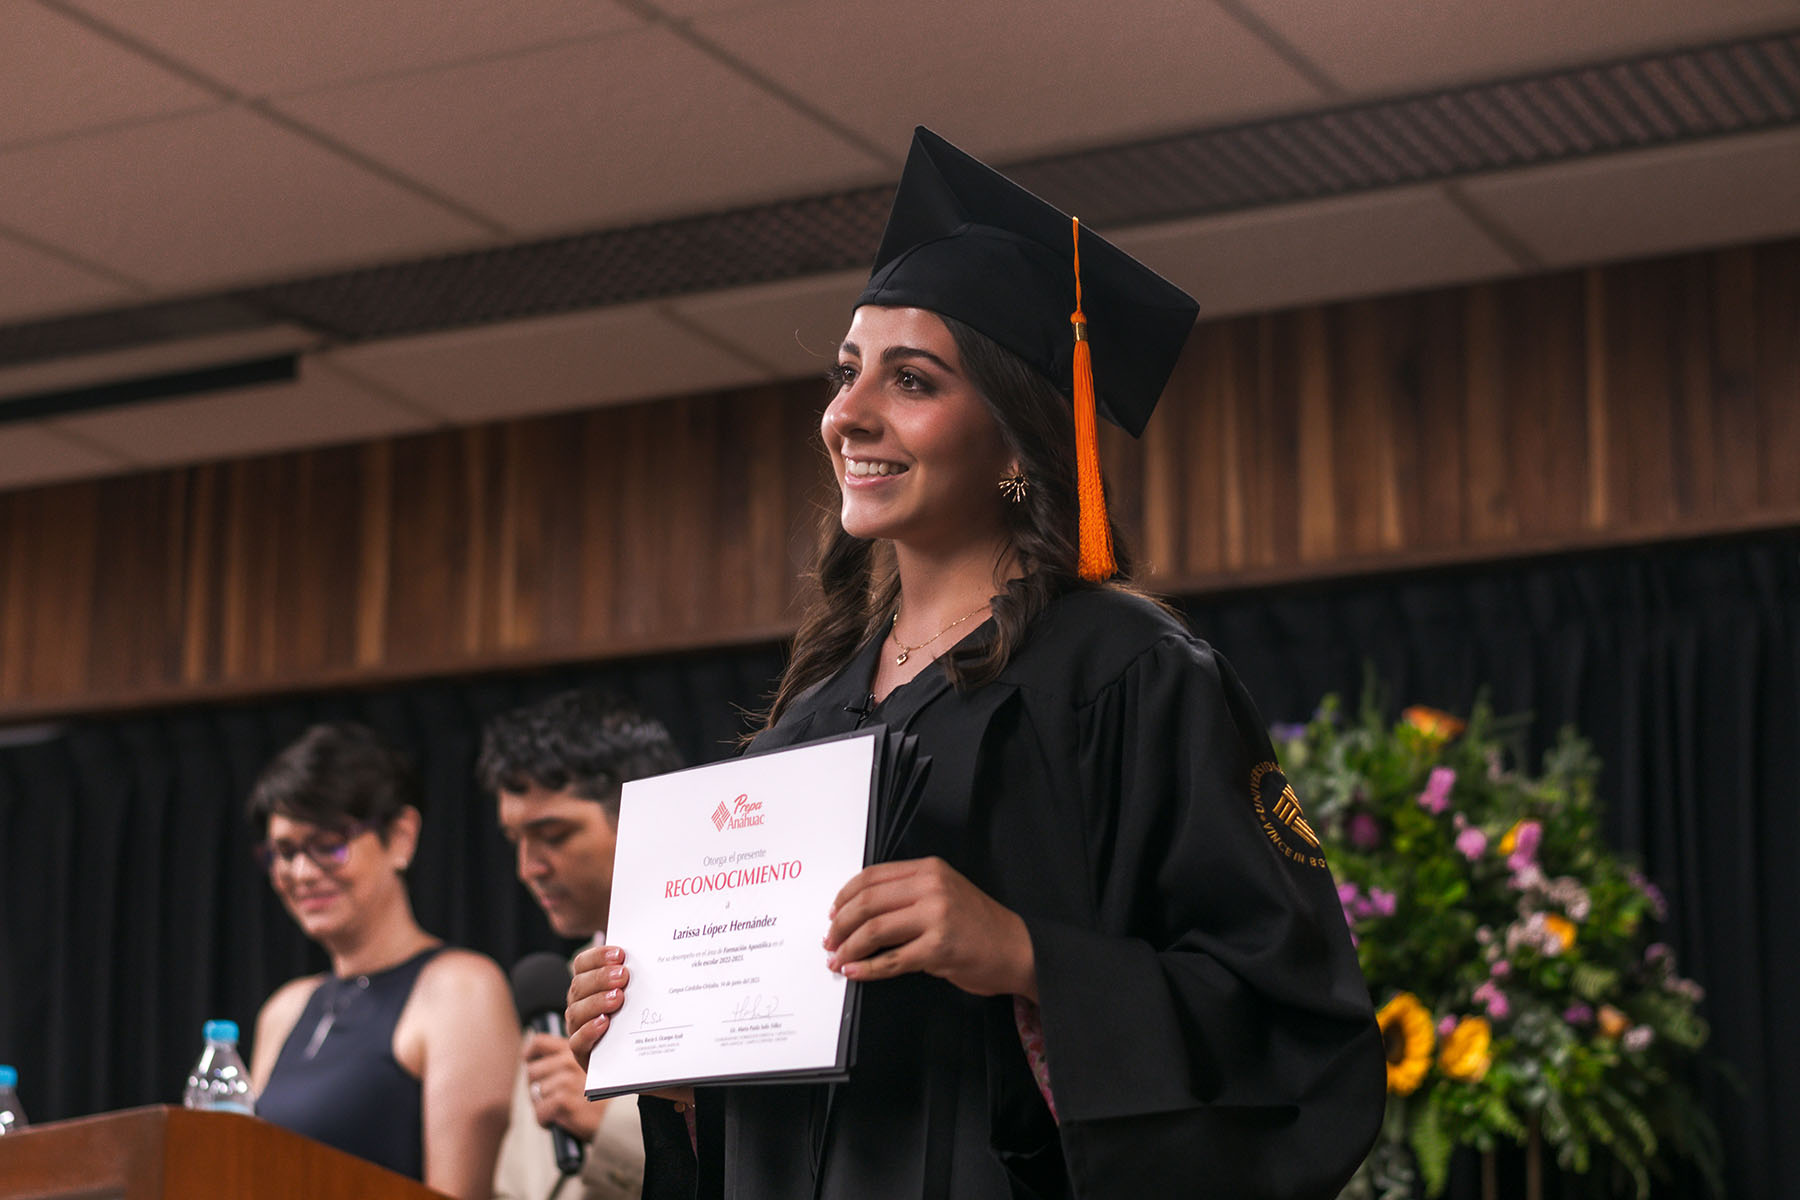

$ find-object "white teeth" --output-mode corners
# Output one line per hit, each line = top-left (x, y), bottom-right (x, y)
(847, 459), (906, 477)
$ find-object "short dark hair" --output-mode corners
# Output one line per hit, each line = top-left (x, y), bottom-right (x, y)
(476, 691), (683, 815)
(246, 722), (419, 835)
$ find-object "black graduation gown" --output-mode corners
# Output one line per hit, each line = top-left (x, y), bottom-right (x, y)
(645, 587), (1385, 1200)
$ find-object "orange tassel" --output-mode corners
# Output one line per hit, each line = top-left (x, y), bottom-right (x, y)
(1070, 217), (1116, 581)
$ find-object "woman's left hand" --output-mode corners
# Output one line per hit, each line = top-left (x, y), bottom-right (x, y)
(824, 856), (1037, 1001)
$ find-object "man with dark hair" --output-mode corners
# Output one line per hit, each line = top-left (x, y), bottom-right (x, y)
(484, 691), (683, 1200)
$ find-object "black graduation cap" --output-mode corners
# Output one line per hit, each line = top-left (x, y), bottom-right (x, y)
(855, 127), (1199, 439)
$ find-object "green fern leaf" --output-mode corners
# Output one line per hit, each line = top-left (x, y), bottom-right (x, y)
(1410, 1096), (1455, 1197)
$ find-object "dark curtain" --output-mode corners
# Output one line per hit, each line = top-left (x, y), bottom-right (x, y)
(1, 530), (1792, 1199)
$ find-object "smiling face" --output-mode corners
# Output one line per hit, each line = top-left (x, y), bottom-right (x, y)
(822, 306), (1016, 554)
(263, 812), (413, 946)
(498, 784), (620, 939)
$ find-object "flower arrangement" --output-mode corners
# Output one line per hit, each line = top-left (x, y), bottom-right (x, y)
(1274, 692), (1720, 1199)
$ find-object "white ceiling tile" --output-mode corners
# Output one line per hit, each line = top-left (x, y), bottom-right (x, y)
(668, 270), (864, 380)
(0, 234), (140, 322)
(0, 423), (129, 491)
(1234, 0), (1800, 95)
(275, 26), (887, 235)
(0, 107), (492, 291)
(327, 304), (771, 422)
(0, 3), (219, 149)
(48, 357), (435, 466)
(1461, 127), (1800, 267)
(1112, 187), (1521, 318)
(61, 0), (643, 96)
(692, 0), (1328, 161)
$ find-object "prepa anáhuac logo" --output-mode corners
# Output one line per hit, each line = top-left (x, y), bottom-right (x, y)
(712, 792), (765, 832)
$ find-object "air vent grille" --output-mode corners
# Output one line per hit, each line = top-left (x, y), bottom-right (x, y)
(2, 31), (1794, 368)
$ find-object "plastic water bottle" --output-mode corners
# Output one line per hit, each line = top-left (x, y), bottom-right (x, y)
(182, 1020), (255, 1114)
(0, 1065), (25, 1133)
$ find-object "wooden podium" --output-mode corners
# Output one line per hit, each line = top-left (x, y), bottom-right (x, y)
(0, 1105), (447, 1199)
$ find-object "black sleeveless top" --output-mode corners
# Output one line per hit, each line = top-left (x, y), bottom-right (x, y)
(258, 945), (445, 1180)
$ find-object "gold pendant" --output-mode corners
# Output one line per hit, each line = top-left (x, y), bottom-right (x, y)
(895, 650), (909, 665)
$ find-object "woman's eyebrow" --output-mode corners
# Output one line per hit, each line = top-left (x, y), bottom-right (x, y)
(879, 344), (959, 374)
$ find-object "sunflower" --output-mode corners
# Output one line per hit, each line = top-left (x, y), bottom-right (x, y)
(1402, 705), (1466, 742)
(1377, 992), (1435, 1094)
(1439, 1016), (1493, 1082)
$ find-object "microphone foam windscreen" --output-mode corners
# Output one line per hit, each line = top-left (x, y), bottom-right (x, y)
(510, 951), (574, 1024)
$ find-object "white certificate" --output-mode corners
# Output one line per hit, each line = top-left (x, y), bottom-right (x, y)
(583, 732), (881, 1098)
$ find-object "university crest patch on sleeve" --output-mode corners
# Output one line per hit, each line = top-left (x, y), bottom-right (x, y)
(1250, 761), (1326, 869)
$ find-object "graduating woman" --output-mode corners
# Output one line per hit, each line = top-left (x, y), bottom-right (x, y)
(568, 128), (1385, 1199)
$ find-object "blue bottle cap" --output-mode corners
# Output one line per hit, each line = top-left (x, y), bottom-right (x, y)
(203, 1019), (239, 1043)
(0, 1065), (15, 1087)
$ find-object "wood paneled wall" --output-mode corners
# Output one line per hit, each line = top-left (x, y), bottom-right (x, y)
(1134, 238), (1800, 589)
(2, 238), (1796, 719)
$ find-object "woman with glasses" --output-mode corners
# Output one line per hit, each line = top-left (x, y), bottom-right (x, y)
(245, 722), (516, 1199)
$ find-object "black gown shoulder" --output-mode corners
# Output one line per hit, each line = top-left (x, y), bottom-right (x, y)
(991, 589), (1386, 1197)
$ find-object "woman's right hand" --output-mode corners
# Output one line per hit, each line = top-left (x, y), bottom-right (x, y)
(565, 944), (629, 1071)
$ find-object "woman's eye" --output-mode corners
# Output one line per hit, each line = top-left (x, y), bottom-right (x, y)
(825, 363), (856, 389)
(896, 368), (923, 389)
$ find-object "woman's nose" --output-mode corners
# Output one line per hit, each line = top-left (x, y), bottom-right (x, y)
(286, 852), (323, 883)
(825, 375), (876, 439)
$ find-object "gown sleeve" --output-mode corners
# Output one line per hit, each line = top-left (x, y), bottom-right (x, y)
(1018, 635), (1386, 1200)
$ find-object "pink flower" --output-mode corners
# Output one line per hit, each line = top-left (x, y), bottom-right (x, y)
(1563, 1004), (1594, 1026)
(1472, 980), (1510, 1020)
(1456, 828), (1488, 860)
(1623, 1026), (1655, 1052)
(1368, 888), (1397, 918)
(1437, 1015), (1458, 1038)
(1337, 882), (1360, 907)
(1505, 820), (1543, 873)
(1347, 811), (1381, 850)
(1509, 863), (1546, 891)
(1671, 978), (1706, 1003)
(1417, 766), (1456, 814)
(1490, 960), (1512, 979)
(1630, 870), (1669, 919)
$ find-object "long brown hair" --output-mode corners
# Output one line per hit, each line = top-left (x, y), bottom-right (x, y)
(762, 311), (1140, 729)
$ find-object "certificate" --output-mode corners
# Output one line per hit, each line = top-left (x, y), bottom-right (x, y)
(584, 728), (925, 1099)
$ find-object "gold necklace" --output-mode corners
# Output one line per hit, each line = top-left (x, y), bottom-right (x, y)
(889, 602), (989, 666)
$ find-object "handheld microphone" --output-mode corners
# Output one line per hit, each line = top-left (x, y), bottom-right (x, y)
(510, 952), (586, 1177)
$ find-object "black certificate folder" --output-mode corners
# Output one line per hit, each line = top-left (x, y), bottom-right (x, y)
(584, 726), (931, 1099)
